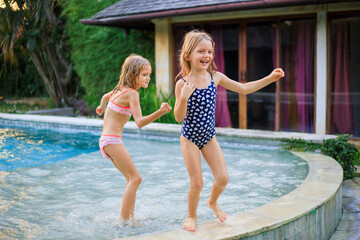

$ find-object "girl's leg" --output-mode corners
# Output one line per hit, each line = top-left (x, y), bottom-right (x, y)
(180, 136), (202, 231)
(201, 136), (229, 222)
(104, 144), (142, 220)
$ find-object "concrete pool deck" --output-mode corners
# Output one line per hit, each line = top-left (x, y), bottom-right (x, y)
(0, 113), (347, 239)
(330, 178), (360, 240)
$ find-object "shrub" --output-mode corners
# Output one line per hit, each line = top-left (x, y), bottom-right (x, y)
(320, 135), (359, 180)
(132, 83), (177, 124)
(280, 135), (360, 180)
(61, 0), (154, 108)
(280, 138), (320, 152)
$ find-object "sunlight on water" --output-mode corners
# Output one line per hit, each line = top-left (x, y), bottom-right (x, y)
(0, 126), (99, 171)
(0, 124), (308, 239)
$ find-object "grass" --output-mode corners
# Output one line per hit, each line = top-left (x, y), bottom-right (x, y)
(0, 99), (50, 114)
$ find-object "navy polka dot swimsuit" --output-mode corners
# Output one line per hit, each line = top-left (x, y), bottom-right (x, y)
(181, 73), (217, 149)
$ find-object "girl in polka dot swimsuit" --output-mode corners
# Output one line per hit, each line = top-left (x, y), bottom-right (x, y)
(174, 30), (285, 231)
(180, 72), (217, 150)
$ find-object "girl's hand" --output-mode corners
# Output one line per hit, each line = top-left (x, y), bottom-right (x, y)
(96, 106), (105, 116)
(180, 82), (196, 100)
(270, 68), (285, 82)
(160, 102), (172, 114)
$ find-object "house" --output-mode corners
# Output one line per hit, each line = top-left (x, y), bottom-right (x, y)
(81, 0), (360, 138)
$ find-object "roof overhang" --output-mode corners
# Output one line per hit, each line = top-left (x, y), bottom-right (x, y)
(80, 0), (353, 30)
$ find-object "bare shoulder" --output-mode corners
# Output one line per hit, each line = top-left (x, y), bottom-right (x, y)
(127, 89), (139, 99)
(105, 90), (113, 96)
(213, 71), (225, 86)
(175, 79), (186, 89)
(126, 89), (140, 108)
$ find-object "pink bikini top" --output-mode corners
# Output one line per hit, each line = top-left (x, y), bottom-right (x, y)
(107, 89), (133, 117)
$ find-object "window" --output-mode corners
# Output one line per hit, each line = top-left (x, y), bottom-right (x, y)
(329, 16), (360, 137)
(173, 17), (316, 133)
(279, 19), (315, 133)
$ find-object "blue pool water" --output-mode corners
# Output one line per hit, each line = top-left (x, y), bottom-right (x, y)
(0, 125), (99, 171)
(0, 122), (309, 239)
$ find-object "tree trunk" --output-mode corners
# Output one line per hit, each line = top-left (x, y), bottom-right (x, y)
(43, 36), (67, 105)
(29, 50), (60, 106)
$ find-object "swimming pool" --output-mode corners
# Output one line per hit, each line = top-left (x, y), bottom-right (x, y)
(0, 121), (309, 239)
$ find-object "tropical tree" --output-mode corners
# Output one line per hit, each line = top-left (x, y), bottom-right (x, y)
(0, 0), (76, 106)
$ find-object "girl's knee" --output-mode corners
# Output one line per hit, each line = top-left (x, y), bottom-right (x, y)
(130, 174), (142, 186)
(216, 175), (229, 188)
(190, 181), (203, 193)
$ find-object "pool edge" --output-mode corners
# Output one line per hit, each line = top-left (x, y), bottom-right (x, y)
(0, 113), (337, 143)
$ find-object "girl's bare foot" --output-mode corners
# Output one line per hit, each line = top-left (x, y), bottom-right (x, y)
(207, 200), (227, 222)
(183, 215), (197, 231)
(118, 217), (141, 227)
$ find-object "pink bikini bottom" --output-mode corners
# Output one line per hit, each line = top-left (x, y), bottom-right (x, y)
(99, 135), (123, 160)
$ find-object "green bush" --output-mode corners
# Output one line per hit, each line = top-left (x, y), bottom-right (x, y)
(54, 0), (175, 122)
(280, 135), (360, 180)
(320, 135), (359, 180)
(138, 84), (177, 124)
(61, 0), (155, 108)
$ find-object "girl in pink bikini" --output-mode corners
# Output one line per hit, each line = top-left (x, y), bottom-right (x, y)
(96, 54), (172, 221)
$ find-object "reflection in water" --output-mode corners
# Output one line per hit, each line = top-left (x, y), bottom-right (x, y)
(0, 126), (98, 171)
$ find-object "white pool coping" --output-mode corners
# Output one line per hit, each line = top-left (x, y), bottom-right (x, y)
(0, 113), (336, 143)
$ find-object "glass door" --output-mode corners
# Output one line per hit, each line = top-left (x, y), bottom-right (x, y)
(329, 16), (360, 137)
(245, 22), (277, 130)
(172, 17), (316, 133)
(279, 19), (315, 133)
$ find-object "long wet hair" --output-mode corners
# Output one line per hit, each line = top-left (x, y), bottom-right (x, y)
(112, 54), (151, 95)
(176, 29), (217, 81)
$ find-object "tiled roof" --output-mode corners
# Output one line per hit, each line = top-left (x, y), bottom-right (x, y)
(80, 0), (350, 29)
(90, 0), (255, 20)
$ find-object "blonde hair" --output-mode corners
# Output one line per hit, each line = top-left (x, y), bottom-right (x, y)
(176, 29), (217, 80)
(112, 54), (151, 94)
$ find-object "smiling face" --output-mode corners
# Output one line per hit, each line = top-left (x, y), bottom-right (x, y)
(136, 65), (152, 89)
(188, 39), (214, 71)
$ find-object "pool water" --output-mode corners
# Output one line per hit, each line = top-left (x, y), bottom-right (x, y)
(0, 126), (99, 171)
(0, 124), (309, 239)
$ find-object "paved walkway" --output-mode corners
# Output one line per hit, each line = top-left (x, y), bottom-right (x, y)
(329, 170), (360, 240)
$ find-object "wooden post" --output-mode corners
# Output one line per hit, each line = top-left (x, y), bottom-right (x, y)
(238, 23), (247, 129)
(275, 21), (280, 131)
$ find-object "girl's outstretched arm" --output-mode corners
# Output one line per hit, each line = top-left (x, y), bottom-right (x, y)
(174, 80), (196, 123)
(217, 68), (285, 94)
(129, 90), (172, 128)
(96, 91), (113, 116)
